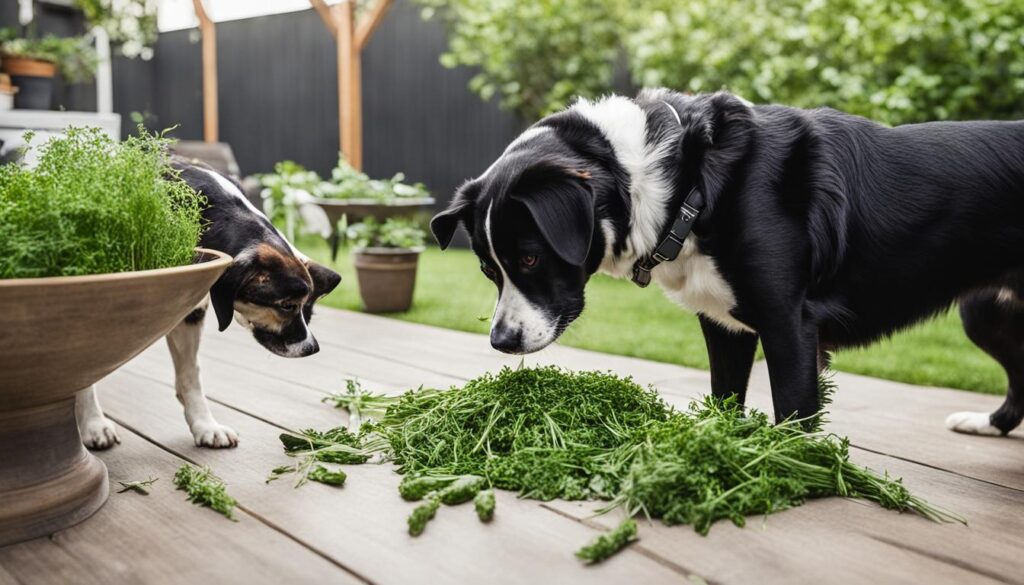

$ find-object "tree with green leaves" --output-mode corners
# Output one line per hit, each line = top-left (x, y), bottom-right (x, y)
(422, 0), (1024, 125)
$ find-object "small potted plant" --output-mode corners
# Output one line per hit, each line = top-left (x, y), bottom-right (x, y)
(0, 73), (17, 111)
(0, 28), (98, 110)
(347, 217), (426, 313)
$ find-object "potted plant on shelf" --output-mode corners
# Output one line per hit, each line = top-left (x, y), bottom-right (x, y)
(0, 128), (230, 546)
(0, 28), (99, 110)
(314, 156), (435, 259)
(0, 72), (17, 111)
(346, 217), (427, 313)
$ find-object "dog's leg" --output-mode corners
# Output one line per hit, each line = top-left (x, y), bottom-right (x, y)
(757, 309), (821, 424)
(75, 385), (121, 449)
(699, 315), (758, 405)
(167, 308), (239, 448)
(947, 289), (1024, 435)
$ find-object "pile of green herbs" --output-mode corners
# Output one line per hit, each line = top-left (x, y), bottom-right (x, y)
(282, 366), (959, 560)
(0, 127), (205, 279)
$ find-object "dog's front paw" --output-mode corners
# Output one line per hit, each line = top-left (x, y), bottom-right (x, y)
(945, 411), (1003, 436)
(80, 416), (121, 450)
(191, 420), (239, 448)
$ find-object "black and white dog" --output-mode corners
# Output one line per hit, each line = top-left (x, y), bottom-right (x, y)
(432, 89), (1024, 435)
(76, 161), (341, 449)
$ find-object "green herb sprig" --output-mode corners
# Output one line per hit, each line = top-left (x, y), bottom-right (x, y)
(270, 427), (368, 487)
(576, 519), (638, 564)
(173, 464), (237, 520)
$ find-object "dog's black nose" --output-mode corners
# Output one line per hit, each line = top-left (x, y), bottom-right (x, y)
(305, 338), (320, 356)
(490, 325), (522, 354)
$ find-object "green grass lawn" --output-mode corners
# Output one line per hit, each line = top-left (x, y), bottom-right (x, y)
(303, 237), (1006, 396)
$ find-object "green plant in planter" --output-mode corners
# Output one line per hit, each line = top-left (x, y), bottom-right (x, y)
(0, 28), (99, 84)
(315, 156), (430, 202)
(0, 127), (205, 279)
(257, 160), (322, 239)
(346, 217), (427, 250)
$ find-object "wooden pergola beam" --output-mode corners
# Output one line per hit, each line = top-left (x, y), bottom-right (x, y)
(310, 0), (392, 171)
(191, 0), (218, 143)
(356, 0), (392, 51)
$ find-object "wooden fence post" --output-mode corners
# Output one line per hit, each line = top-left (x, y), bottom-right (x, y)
(191, 0), (218, 143)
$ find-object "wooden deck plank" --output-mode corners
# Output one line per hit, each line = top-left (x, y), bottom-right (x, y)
(0, 423), (359, 585)
(96, 368), (698, 585)
(548, 444), (1024, 585)
(116, 311), (1023, 584)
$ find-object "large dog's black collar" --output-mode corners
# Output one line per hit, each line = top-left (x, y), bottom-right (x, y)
(631, 99), (706, 288)
(631, 187), (704, 287)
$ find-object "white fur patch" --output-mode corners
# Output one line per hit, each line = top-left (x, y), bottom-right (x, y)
(579, 95), (753, 333)
(485, 202), (557, 352)
(654, 240), (753, 333)
(166, 319), (239, 448)
(946, 411), (1002, 436)
(75, 385), (120, 449)
(480, 126), (552, 179)
(202, 167), (264, 217)
(997, 287), (1023, 306)
(572, 96), (677, 255)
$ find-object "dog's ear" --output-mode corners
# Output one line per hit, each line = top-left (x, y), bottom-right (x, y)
(209, 258), (255, 332)
(680, 92), (755, 210)
(431, 180), (482, 249)
(511, 164), (594, 266)
(307, 262), (341, 300)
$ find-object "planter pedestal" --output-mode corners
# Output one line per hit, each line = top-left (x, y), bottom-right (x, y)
(0, 249), (231, 546)
(0, 399), (108, 546)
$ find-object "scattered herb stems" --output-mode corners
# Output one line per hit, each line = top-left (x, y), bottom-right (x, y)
(576, 519), (638, 564)
(116, 477), (158, 495)
(307, 366), (961, 563)
(173, 464), (238, 520)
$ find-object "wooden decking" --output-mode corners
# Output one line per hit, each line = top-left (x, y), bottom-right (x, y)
(2, 306), (1023, 584)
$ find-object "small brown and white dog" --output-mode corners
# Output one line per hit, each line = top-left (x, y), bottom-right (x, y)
(76, 160), (341, 449)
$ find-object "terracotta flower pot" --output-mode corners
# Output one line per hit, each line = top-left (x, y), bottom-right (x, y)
(0, 248), (232, 546)
(352, 247), (421, 313)
(1, 56), (57, 110)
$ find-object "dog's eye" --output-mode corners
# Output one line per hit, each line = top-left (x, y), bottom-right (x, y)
(520, 255), (539, 268)
(480, 263), (496, 280)
(279, 302), (298, 312)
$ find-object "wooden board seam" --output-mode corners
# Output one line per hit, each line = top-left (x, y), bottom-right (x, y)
(102, 413), (374, 585)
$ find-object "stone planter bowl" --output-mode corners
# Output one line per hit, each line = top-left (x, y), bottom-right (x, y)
(0, 248), (232, 546)
(311, 197), (435, 260)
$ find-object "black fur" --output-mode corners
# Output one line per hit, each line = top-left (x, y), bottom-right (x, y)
(433, 89), (1024, 427)
(183, 307), (206, 325)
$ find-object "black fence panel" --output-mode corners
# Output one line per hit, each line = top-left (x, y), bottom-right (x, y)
(4, 1), (527, 218)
